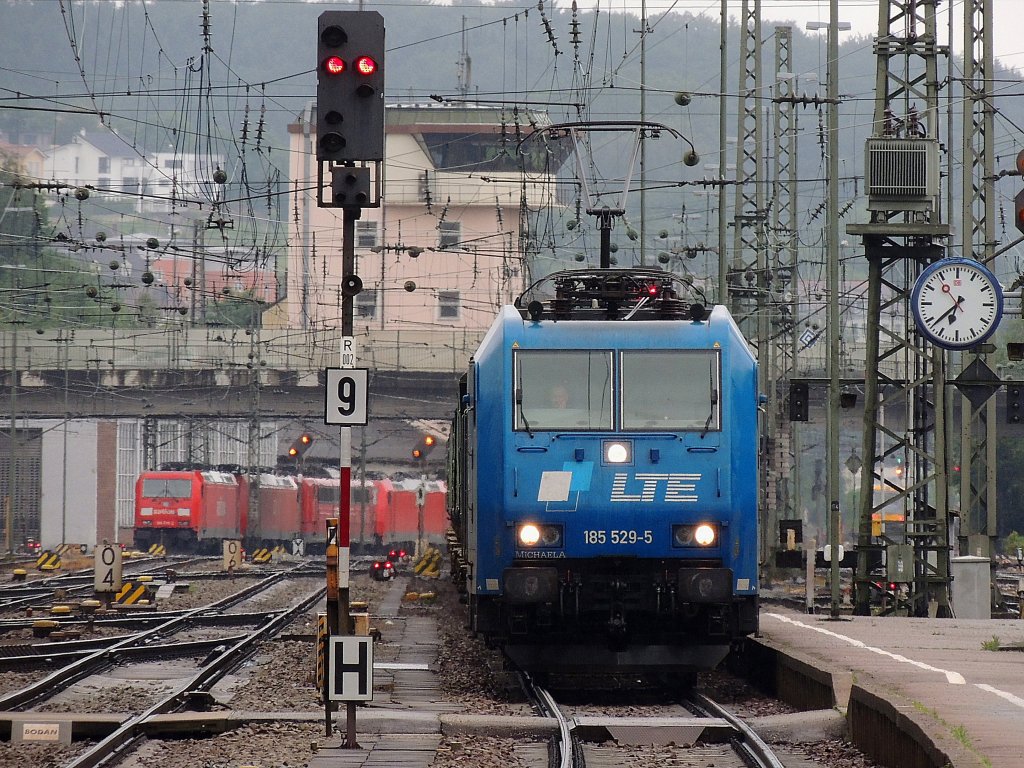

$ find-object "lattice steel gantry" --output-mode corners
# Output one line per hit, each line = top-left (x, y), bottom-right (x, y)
(848, 0), (952, 617)
(959, 0), (999, 560)
(765, 26), (801, 571)
(729, 0), (765, 338)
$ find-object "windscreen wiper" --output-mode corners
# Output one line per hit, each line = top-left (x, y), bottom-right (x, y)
(699, 361), (719, 439)
(515, 387), (534, 438)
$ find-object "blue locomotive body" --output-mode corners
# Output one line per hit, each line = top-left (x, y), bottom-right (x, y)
(448, 269), (759, 672)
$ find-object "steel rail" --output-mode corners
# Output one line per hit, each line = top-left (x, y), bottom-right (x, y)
(0, 556), (212, 611)
(62, 583), (326, 768)
(0, 605), (299, 636)
(519, 673), (574, 768)
(0, 565), (299, 710)
(0, 610), (189, 634)
(689, 692), (786, 768)
(0, 634), (252, 667)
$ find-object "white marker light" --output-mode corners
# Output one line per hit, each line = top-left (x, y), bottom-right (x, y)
(604, 441), (632, 464)
(695, 523), (716, 546)
(519, 524), (541, 546)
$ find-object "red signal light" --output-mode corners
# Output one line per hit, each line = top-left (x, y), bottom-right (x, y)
(353, 55), (377, 75)
(324, 55), (345, 75)
(647, 284), (659, 296)
(372, 561), (381, 569)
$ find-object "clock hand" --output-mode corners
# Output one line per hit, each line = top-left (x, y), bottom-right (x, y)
(930, 295), (963, 327)
(946, 295), (964, 324)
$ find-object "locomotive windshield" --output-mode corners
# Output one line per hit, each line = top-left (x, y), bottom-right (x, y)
(514, 350), (613, 430)
(141, 478), (193, 498)
(317, 485), (341, 504)
(620, 350), (721, 431)
(351, 485), (376, 505)
(513, 348), (721, 431)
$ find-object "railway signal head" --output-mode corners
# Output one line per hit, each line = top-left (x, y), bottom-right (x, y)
(412, 433), (436, 462)
(370, 559), (394, 580)
(288, 433), (315, 461)
(788, 381), (809, 421)
(316, 10), (385, 163)
(1007, 386), (1023, 424)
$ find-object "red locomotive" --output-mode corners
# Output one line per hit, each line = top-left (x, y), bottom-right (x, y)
(372, 478), (448, 549)
(134, 467), (448, 555)
(135, 469), (250, 552)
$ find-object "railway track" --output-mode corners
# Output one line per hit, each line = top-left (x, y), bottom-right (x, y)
(0, 565), (319, 713)
(60, 578), (324, 768)
(519, 673), (788, 768)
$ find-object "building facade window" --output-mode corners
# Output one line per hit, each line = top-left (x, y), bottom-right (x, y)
(356, 287), (377, 319)
(438, 290), (460, 320)
(356, 221), (379, 248)
(438, 221), (461, 248)
(98, 156), (110, 174)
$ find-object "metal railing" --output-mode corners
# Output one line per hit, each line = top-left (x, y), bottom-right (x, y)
(0, 326), (486, 376)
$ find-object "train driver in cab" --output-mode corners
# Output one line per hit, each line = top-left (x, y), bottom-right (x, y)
(549, 383), (570, 409)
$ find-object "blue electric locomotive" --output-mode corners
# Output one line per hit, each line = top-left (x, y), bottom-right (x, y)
(448, 268), (759, 673)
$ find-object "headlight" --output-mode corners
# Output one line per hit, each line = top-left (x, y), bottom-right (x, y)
(695, 524), (716, 546)
(517, 523), (563, 548)
(519, 524), (541, 546)
(603, 440), (632, 464)
(672, 523), (719, 548)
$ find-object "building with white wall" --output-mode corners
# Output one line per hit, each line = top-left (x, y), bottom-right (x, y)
(43, 130), (224, 213)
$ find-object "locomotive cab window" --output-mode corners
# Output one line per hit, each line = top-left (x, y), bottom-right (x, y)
(141, 478), (193, 498)
(352, 485), (376, 505)
(620, 350), (721, 431)
(514, 350), (613, 430)
(317, 485), (341, 504)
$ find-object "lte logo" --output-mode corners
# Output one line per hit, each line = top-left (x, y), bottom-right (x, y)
(610, 473), (700, 503)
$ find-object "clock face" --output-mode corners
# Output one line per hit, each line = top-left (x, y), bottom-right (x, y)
(911, 258), (1003, 350)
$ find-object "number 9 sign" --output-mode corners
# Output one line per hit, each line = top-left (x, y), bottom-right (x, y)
(324, 368), (368, 425)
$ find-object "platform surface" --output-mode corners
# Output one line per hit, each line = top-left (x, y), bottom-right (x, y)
(759, 607), (1024, 768)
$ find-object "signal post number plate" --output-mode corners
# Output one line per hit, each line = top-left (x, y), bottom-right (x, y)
(324, 368), (368, 425)
(94, 544), (123, 593)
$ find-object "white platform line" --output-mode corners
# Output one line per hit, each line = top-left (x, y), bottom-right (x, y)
(763, 613), (966, 685)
